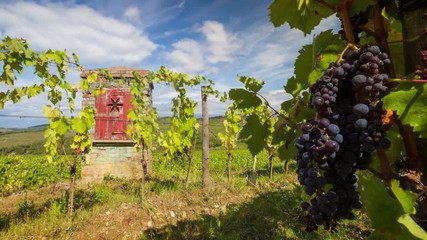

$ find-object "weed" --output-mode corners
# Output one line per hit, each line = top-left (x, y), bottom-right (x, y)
(17, 198), (36, 221)
(146, 178), (180, 194)
(48, 196), (67, 217)
(92, 184), (112, 203)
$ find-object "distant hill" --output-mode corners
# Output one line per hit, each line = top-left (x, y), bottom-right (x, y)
(27, 124), (48, 129)
(0, 116), (238, 155)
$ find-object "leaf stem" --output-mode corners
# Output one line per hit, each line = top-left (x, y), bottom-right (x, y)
(255, 92), (299, 129)
(337, 43), (359, 62)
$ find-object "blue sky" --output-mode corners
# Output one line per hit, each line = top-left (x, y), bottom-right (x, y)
(0, 0), (339, 128)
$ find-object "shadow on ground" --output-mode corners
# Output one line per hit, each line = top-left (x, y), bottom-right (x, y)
(141, 187), (326, 240)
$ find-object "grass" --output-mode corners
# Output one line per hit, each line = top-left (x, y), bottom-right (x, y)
(0, 152), (372, 239)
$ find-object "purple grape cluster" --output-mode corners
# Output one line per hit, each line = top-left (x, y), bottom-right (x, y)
(295, 45), (392, 232)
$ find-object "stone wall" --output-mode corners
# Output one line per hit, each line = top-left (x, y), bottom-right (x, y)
(81, 146), (142, 183)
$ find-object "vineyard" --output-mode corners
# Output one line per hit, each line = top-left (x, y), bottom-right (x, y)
(1, 0), (427, 239)
(0, 147), (372, 239)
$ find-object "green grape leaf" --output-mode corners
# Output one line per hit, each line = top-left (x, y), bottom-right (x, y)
(286, 30), (343, 96)
(361, 175), (426, 240)
(349, 0), (376, 17)
(239, 115), (270, 156)
(43, 105), (60, 119)
(229, 88), (262, 109)
(3, 65), (15, 85)
(72, 53), (79, 64)
(269, 0), (333, 34)
(0, 92), (6, 109)
(391, 180), (417, 214)
(398, 215), (427, 240)
(238, 75), (264, 92)
(383, 83), (427, 138)
(27, 85), (43, 98)
(284, 76), (304, 97)
(392, 179), (427, 240)
(52, 117), (70, 136)
(72, 117), (87, 134)
(361, 175), (402, 231)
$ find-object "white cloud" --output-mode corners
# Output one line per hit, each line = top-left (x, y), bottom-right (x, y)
(233, 15), (340, 91)
(165, 20), (240, 74)
(165, 39), (205, 73)
(124, 6), (140, 20)
(198, 21), (240, 64)
(261, 89), (292, 111)
(0, 2), (157, 66)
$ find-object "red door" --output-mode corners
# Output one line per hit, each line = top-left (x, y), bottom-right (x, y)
(94, 88), (132, 141)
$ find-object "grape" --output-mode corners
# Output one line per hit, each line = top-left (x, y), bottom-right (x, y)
(362, 142), (374, 152)
(368, 45), (380, 54)
(302, 152), (312, 162)
(359, 52), (374, 62)
(326, 191), (339, 203)
(318, 118), (330, 128)
(295, 44), (391, 231)
(301, 123), (313, 133)
(327, 124), (340, 135)
(366, 77), (374, 85)
(333, 66), (345, 77)
(301, 201), (310, 210)
(354, 118), (368, 130)
(319, 204), (331, 214)
(352, 74), (366, 87)
(305, 177), (316, 186)
(353, 103), (369, 116)
(312, 214), (323, 224)
(318, 161), (329, 170)
(315, 176), (327, 188)
(301, 134), (310, 142)
(305, 186), (316, 196)
(342, 63), (351, 71)
(308, 205), (319, 215)
(308, 167), (318, 178)
(373, 74), (383, 82)
(325, 140), (339, 152)
(334, 134), (343, 143)
(312, 96), (324, 107)
(316, 195), (328, 205)
(378, 138), (391, 148)
(298, 159), (308, 168)
(383, 58), (391, 65)
(346, 174), (359, 184)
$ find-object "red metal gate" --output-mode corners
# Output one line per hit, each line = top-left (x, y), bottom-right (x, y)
(94, 88), (132, 141)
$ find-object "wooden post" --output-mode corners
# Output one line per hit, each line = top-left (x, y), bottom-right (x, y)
(145, 84), (154, 176)
(201, 86), (210, 190)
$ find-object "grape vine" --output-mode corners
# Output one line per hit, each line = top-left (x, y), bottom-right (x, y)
(154, 66), (216, 190)
(218, 104), (242, 186)
(126, 71), (159, 200)
(0, 37), (100, 214)
(269, 0), (427, 238)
